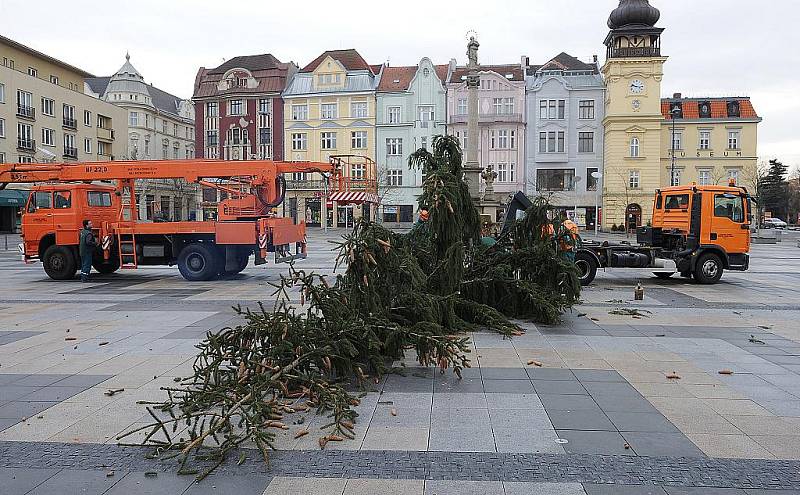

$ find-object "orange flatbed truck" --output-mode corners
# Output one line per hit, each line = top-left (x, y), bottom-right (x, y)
(575, 183), (753, 285)
(0, 158), (346, 281)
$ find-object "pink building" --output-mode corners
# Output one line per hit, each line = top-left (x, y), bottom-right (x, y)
(446, 59), (527, 200)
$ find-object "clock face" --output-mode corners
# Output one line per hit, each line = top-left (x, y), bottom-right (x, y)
(630, 79), (645, 94)
(632, 99), (641, 110)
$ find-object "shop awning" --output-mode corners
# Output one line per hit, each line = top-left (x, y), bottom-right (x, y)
(0, 189), (30, 208)
(329, 191), (380, 204)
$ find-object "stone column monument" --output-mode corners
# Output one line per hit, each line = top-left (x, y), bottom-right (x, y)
(464, 36), (482, 201)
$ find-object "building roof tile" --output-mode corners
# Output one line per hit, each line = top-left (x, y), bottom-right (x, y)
(301, 49), (374, 73)
(449, 64), (524, 83)
(208, 54), (282, 74)
(662, 97), (760, 120)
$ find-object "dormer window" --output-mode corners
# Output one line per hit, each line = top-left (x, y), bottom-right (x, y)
(318, 73), (340, 85)
(237, 77), (247, 87)
(670, 102), (683, 119)
(698, 101), (712, 118)
(727, 101), (740, 118)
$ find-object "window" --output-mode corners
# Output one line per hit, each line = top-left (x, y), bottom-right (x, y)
(228, 128), (245, 145)
(19, 155), (33, 164)
(83, 110), (91, 127)
(27, 67), (38, 77)
(41, 128), (54, 146)
(670, 168), (681, 186)
(98, 141), (108, 157)
(728, 130), (740, 149)
(351, 163), (365, 179)
(698, 169), (712, 185)
(714, 194), (744, 223)
(291, 104), (308, 120)
(421, 137), (427, 150)
(161, 120), (167, 134)
(386, 138), (403, 156)
(699, 130), (711, 150)
(493, 98), (503, 114)
(206, 130), (218, 146)
(162, 143), (168, 159)
(0, 118), (4, 138)
(418, 105), (434, 127)
(321, 103), (337, 120)
(664, 194), (689, 210)
(672, 131), (683, 150)
(539, 99), (565, 120)
(17, 90), (33, 116)
(229, 100), (243, 116)
(579, 100), (595, 119)
(321, 132), (337, 150)
(52, 191), (70, 211)
(351, 102), (368, 118)
(386, 170), (403, 186)
(291, 133), (307, 151)
(457, 98), (467, 115)
(497, 163), (515, 183)
(64, 134), (76, 156)
(41, 98), (54, 116)
(84, 138), (92, 154)
(173, 123), (179, 136)
(351, 131), (367, 149)
(497, 129), (509, 149)
(587, 168), (599, 191)
(317, 73), (340, 85)
(173, 146), (179, 159)
(0, 82), (5, 103)
(630, 137), (640, 157)
(387, 106), (401, 124)
(578, 132), (594, 153)
(259, 98), (271, 114)
(539, 131), (565, 153)
(145, 114), (150, 129)
(0, 152), (4, 162)
(727, 169), (740, 183)
(129, 111), (139, 126)
(456, 130), (467, 150)
(629, 170), (640, 189)
(63, 104), (75, 126)
(503, 98), (514, 114)
(31, 191), (52, 211)
(537, 169), (576, 191)
(18, 123), (33, 147)
(206, 102), (218, 118)
(259, 127), (271, 145)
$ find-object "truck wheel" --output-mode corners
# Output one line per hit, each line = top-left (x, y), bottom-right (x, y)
(694, 253), (723, 285)
(653, 272), (674, 280)
(178, 244), (218, 281)
(575, 252), (598, 286)
(42, 245), (78, 280)
(231, 255), (249, 274)
(93, 256), (120, 274)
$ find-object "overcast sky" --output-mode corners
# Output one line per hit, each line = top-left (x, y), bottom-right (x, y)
(1, 0), (797, 171)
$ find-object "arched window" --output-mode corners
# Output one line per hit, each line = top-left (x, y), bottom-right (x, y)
(630, 137), (640, 157)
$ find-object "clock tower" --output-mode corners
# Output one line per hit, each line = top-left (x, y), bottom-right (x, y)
(601, 0), (667, 230)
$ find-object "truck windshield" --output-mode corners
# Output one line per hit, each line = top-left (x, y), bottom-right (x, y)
(54, 191), (71, 209)
(664, 194), (689, 210)
(27, 191), (52, 213)
(87, 191), (112, 207)
(714, 194), (744, 223)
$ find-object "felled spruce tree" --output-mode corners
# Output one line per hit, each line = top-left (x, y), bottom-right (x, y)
(121, 134), (579, 479)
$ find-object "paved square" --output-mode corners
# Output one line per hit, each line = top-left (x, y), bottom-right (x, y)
(1, 230), (800, 493)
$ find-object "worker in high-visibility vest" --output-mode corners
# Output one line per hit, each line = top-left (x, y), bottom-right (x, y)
(559, 219), (580, 262)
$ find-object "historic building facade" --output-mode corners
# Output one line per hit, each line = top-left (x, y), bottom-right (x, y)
(86, 54), (197, 221)
(446, 60), (527, 214)
(661, 95), (761, 188)
(375, 58), (449, 228)
(0, 35), (127, 232)
(525, 52), (605, 229)
(282, 49), (382, 228)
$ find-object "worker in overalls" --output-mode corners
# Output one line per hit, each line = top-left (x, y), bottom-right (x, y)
(78, 219), (96, 282)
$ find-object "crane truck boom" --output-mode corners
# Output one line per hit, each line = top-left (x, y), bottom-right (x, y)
(0, 157), (363, 281)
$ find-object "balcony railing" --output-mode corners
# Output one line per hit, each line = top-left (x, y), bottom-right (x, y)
(17, 138), (35, 151)
(450, 113), (523, 125)
(63, 117), (77, 130)
(63, 147), (78, 159)
(97, 127), (115, 141)
(17, 105), (35, 120)
(608, 46), (661, 59)
(286, 179), (327, 190)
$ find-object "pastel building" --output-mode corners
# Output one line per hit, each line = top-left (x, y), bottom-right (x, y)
(375, 58), (449, 227)
(525, 52), (605, 229)
(282, 49), (382, 227)
(446, 59), (527, 213)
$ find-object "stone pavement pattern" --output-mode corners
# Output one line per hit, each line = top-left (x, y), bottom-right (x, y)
(1, 230), (800, 494)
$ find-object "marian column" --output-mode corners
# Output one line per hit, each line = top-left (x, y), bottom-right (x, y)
(464, 36), (482, 201)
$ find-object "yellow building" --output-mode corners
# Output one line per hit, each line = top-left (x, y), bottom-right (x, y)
(660, 96), (761, 188)
(600, 1), (761, 230)
(601, 0), (668, 230)
(282, 49), (381, 228)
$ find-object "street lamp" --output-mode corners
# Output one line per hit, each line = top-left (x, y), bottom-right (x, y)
(670, 107), (681, 186)
(591, 171), (603, 235)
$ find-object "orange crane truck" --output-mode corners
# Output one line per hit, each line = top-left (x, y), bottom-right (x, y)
(0, 158), (345, 281)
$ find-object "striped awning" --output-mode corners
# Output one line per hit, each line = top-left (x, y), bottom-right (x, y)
(329, 191), (380, 204)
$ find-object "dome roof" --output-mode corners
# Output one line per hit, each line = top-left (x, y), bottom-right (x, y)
(608, 0), (660, 29)
(107, 52), (151, 98)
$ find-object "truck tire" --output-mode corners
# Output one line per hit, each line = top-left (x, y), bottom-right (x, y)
(178, 243), (219, 281)
(653, 272), (674, 280)
(575, 251), (598, 286)
(93, 255), (120, 274)
(43, 245), (78, 281)
(694, 253), (723, 285)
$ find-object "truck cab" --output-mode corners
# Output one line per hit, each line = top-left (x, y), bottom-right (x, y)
(21, 183), (119, 279)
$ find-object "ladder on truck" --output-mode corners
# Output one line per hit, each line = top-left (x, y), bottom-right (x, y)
(116, 184), (138, 269)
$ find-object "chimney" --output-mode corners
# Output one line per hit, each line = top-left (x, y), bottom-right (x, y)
(521, 55), (529, 70)
(673, 92), (682, 99)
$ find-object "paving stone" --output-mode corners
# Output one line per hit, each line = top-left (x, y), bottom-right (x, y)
(572, 370), (626, 382)
(263, 477), (347, 495)
(0, 400), (57, 419)
(493, 428), (564, 454)
(429, 427), (495, 452)
(533, 379), (588, 395)
(431, 408), (490, 429)
(425, 480), (504, 495)
(548, 409), (616, 431)
(555, 430), (635, 455)
(527, 369), (577, 381)
(433, 379), (484, 394)
(102, 471), (196, 494)
(594, 395), (659, 414)
(584, 485), (667, 494)
(362, 426), (429, 451)
(484, 393), (544, 410)
(182, 473), (271, 494)
(345, 478), (425, 494)
(0, 375), (29, 386)
(504, 482), (586, 494)
(0, 467), (59, 494)
(606, 411), (681, 433)
(482, 379), (534, 394)
(432, 393), (487, 409)
(622, 432), (706, 457)
(18, 386), (87, 402)
(371, 406), (430, 427)
(0, 386), (40, 402)
(663, 488), (745, 494)
(686, 433), (775, 459)
(539, 394), (603, 412)
(488, 408), (553, 429)
(581, 381), (642, 397)
(27, 468), (126, 494)
(480, 368), (529, 380)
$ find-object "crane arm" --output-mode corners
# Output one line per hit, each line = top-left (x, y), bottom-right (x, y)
(0, 159), (340, 185)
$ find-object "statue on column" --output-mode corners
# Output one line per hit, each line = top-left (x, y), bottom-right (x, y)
(481, 165), (497, 200)
(467, 36), (480, 68)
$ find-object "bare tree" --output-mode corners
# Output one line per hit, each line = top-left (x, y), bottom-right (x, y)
(740, 160), (770, 230)
(615, 169), (633, 237)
